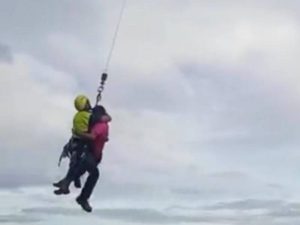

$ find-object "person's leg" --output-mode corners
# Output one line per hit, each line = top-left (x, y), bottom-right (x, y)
(72, 151), (84, 188)
(73, 161), (89, 188)
(53, 150), (78, 186)
(54, 148), (86, 195)
(74, 177), (82, 188)
(53, 139), (73, 187)
(76, 153), (99, 212)
(79, 164), (99, 200)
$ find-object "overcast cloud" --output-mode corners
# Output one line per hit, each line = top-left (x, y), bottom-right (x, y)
(0, 0), (300, 224)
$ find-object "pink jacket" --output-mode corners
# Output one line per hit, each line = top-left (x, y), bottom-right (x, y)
(90, 122), (109, 161)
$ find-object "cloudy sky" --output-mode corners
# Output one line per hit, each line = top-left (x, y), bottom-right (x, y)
(1, 0), (300, 224)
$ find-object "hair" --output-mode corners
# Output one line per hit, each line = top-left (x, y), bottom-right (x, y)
(89, 105), (107, 128)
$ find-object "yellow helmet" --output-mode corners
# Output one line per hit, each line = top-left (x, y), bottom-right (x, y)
(74, 95), (90, 111)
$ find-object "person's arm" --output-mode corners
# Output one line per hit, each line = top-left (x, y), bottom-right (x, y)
(78, 132), (96, 140)
(74, 130), (96, 141)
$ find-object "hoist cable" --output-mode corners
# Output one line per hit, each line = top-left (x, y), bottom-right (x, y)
(95, 0), (127, 105)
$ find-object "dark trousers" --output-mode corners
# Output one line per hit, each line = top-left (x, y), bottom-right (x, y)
(69, 151), (83, 187)
(66, 151), (100, 200)
(78, 152), (100, 200)
(63, 141), (87, 185)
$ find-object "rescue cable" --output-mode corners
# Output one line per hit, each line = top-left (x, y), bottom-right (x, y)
(96, 0), (127, 105)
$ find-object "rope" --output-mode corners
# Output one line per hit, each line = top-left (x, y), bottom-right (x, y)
(96, 0), (127, 105)
(103, 0), (127, 73)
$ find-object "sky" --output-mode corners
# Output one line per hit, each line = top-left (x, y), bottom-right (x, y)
(1, 0), (300, 224)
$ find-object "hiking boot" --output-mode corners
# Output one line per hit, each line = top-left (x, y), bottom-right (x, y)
(53, 180), (70, 195)
(76, 196), (92, 213)
(54, 187), (70, 195)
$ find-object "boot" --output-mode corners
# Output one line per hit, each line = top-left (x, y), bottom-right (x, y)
(76, 196), (92, 212)
(53, 179), (70, 195)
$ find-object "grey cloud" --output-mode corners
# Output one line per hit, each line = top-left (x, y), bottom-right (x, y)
(169, 170), (282, 201)
(0, 214), (40, 224)
(96, 208), (175, 224)
(179, 62), (300, 149)
(0, 140), (62, 188)
(0, 172), (50, 189)
(266, 202), (300, 218)
(94, 208), (241, 224)
(22, 207), (176, 223)
(19, 206), (255, 224)
(21, 201), (300, 225)
(182, 198), (300, 216)
(177, 62), (300, 186)
(166, 199), (300, 225)
(0, 44), (13, 63)
(106, 72), (186, 112)
(23, 207), (80, 217)
(0, 0), (105, 85)
(0, 0), (299, 214)
(0, 0), (103, 45)
(204, 199), (285, 211)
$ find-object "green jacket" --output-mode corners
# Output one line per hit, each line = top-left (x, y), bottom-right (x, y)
(73, 111), (91, 134)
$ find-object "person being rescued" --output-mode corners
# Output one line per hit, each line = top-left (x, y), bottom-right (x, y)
(53, 95), (111, 212)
